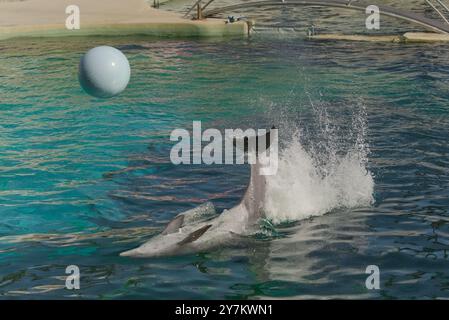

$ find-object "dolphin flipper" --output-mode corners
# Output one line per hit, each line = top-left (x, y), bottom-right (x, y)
(177, 224), (212, 245)
(162, 215), (184, 235)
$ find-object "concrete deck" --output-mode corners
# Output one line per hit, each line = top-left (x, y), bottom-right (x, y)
(2, 0), (449, 43)
(309, 32), (449, 43)
(0, 0), (247, 40)
(403, 32), (449, 42)
(309, 34), (403, 43)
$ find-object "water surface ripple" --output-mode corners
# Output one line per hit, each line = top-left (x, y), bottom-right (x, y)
(0, 36), (449, 299)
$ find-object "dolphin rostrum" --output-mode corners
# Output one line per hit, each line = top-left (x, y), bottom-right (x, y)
(120, 127), (276, 258)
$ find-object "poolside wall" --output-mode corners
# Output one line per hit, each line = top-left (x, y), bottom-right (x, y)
(0, 22), (248, 41)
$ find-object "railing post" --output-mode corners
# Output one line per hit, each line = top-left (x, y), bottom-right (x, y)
(184, 0), (204, 19)
(197, 3), (203, 20)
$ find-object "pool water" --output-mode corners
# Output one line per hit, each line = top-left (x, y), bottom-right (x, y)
(1, 35), (449, 299)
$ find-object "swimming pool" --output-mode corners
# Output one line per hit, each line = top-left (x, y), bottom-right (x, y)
(1, 35), (449, 299)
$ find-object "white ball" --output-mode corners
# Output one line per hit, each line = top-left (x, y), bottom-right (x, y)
(78, 46), (131, 98)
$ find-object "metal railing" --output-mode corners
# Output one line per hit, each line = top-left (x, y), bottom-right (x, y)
(426, 0), (449, 25)
(184, 0), (220, 19)
(183, 0), (449, 33)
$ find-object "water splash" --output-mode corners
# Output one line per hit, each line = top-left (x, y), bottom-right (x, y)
(264, 102), (374, 223)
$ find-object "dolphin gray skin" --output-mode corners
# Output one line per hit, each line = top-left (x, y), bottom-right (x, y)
(120, 128), (275, 258)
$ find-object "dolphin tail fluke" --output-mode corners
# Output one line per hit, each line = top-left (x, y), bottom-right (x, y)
(239, 126), (277, 222)
(232, 126), (276, 156)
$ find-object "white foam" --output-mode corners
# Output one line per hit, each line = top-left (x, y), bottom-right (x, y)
(264, 107), (374, 223)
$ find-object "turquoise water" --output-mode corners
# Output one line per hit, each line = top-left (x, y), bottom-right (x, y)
(1, 36), (449, 299)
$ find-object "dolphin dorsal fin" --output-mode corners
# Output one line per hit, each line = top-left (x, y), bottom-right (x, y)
(162, 215), (184, 235)
(177, 224), (212, 245)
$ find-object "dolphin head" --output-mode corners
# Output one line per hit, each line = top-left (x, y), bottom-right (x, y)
(120, 215), (185, 257)
(120, 233), (184, 258)
(120, 223), (213, 258)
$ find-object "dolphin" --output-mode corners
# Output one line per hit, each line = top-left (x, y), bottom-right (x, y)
(120, 128), (276, 258)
